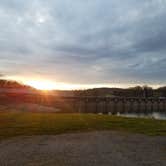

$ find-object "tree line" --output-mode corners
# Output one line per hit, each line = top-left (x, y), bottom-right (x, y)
(1, 79), (166, 98)
(0, 79), (32, 89)
(73, 86), (166, 98)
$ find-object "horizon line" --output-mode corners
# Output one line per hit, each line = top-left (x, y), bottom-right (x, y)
(1, 78), (166, 91)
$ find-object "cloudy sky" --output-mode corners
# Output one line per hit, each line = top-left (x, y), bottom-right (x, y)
(0, 0), (166, 89)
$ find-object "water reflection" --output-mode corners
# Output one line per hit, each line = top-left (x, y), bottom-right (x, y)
(108, 112), (166, 120)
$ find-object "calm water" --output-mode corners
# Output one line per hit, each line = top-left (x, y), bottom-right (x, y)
(109, 112), (166, 120)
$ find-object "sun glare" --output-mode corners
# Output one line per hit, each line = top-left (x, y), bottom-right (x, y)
(26, 80), (56, 90)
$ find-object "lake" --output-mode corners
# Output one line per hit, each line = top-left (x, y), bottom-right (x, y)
(108, 112), (166, 120)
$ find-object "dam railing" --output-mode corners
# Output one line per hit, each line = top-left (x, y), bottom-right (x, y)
(59, 97), (166, 114)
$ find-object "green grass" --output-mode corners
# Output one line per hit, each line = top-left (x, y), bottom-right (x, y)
(0, 111), (166, 141)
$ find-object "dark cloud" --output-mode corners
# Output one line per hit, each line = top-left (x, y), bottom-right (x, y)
(0, 0), (166, 86)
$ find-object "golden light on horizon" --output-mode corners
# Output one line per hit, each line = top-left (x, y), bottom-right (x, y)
(25, 79), (111, 90)
(24, 80), (84, 90)
(25, 80), (57, 90)
(3, 75), (164, 90)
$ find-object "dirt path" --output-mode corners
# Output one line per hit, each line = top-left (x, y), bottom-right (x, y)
(0, 131), (165, 166)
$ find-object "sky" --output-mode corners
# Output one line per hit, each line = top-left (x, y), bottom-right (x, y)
(0, 0), (166, 89)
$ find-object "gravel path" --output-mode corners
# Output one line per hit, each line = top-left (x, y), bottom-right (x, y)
(0, 131), (165, 166)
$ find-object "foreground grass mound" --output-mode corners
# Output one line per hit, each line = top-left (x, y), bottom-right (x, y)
(0, 112), (166, 140)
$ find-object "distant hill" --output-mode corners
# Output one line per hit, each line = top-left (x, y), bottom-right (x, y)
(0, 80), (32, 89)
(72, 86), (166, 98)
(0, 79), (166, 97)
(0, 80), (38, 94)
(47, 86), (166, 98)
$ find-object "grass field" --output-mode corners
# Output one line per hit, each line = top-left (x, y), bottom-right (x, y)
(0, 111), (166, 141)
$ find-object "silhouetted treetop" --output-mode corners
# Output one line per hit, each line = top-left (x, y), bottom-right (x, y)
(0, 80), (32, 89)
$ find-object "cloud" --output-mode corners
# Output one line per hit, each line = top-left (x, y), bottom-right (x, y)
(0, 0), (166, 85)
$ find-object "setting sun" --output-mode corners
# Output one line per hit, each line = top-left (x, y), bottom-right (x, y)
(25, 80), (56, 90)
